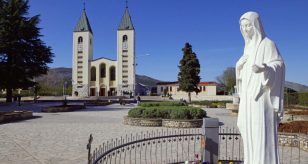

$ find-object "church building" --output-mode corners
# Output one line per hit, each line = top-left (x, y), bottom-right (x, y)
(72, 7), (136, 97)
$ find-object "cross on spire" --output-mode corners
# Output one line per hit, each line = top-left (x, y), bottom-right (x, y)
(83, 0), (86, 10)
(125, 0), (128, 8)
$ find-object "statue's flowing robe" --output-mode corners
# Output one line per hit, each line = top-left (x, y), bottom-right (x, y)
(236, 37), (285, 164)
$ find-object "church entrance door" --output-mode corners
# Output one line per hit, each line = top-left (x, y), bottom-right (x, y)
(90, 88), (96, 96)
(100, 88), (106, 96)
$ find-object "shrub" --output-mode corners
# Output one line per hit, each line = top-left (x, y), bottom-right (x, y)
(128, 107), (145, 118)
(142, 108), (158, 118)
(170, 108), (191, 119)
(139, 102), (186, 107)
(189, 108), (207, 119)
(191, 100), (232, 107)
(128, 106), (206, 119)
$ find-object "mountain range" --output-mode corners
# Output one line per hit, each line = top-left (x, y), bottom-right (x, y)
(37, 67), (308, 92)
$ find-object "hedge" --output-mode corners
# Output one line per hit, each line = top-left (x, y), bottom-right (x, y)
(138, 102), (187, 107)
(191, 100), (232, 107)
(128, 106), (206, 119)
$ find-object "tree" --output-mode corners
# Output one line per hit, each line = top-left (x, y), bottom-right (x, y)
(0, 0), (53, 102)
(216, 67), (236, 95)
(178, 43), (201, 103)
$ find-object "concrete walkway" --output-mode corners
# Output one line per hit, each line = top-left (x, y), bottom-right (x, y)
(0, 103), (307, 164)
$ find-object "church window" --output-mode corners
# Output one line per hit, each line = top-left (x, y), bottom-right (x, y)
(78, 76), (82, 78)
(78, 61), (83, 63)
(78, 56), (83, 59)
(123, 80), (128, 84)
(78, 66), (83, 69)
(123, 75), (128, 78)
(170, 87), (172, 92)
(78, 36), (83, 53)
(161, 87), (163, 92)
(123, 70), (128, 73)
(122, 65), (128, 68)
(110, 66), (116, 81)
(100, 63), (106, 78)
(78, 71), (82, 74)
(91, 67), (96, 81)
(122, 50), (128, 52)
(122, 35), (128, 49)
(78, 37), (83, 43)
(78, 81), (83, 84)
(203, 86), (206, 91)
(123, 60), (128, 63)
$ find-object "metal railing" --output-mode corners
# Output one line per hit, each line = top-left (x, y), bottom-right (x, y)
(87, 125), (306, 164)
(87, 129), (203, 164)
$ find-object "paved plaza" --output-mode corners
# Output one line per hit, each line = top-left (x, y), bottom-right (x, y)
(0, 102), (307, 164)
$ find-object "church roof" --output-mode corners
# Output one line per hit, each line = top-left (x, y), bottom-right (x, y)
(118, 7), (134, 30)
(74, 10), (93, 33)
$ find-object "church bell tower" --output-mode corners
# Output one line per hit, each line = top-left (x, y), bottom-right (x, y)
(72, 9), (93, 97)
(117, 6), (136, 96)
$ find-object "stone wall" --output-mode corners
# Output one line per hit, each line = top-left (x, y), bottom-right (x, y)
(123, 116), (203, 128)
(278, 133), (308, 151)
(162, 119), (203, 128)
(123, 116), (162, 127)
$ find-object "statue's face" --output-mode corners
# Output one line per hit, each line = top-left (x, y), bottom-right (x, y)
(240, 19), (254, 39)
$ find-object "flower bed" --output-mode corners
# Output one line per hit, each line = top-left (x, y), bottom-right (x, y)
(278, 121), (308, 134)
(42, 105), (85, 113)
(125, 103), (206, 128)
(0, 111), (33, 123)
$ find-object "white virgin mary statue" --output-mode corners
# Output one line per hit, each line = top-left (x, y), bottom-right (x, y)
(236, 12), (285, 164)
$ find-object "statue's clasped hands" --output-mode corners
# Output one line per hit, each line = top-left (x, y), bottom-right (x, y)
(252, 63), (267, 73)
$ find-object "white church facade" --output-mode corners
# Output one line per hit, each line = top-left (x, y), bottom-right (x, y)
(72, 7), (136, 97)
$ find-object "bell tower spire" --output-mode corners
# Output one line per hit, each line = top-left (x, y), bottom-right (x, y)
(117, 4), (136, 96)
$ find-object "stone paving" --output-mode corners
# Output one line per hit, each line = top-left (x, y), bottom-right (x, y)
(0, 102), (307, 164)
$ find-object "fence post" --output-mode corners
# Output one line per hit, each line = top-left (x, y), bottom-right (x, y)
(87, 134), (93, 164)
(202, 118), (219, 164)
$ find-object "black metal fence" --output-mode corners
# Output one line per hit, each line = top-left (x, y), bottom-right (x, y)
(87, 128), (307, 164)
(88, 129), (203, 164)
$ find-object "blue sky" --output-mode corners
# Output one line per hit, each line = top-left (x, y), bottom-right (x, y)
(28, 0), (308, 85)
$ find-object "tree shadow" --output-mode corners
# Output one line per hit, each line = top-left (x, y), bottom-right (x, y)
(0, 115), (42, 125)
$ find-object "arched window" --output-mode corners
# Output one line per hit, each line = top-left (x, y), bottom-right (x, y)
(122, 35), (128, 49)
(91, 67), (96, 81)
(100, 63), (106, 78)
(78, 37), (83, 53)
(110, 66), (116, 81)
(78, 37), (83, 44)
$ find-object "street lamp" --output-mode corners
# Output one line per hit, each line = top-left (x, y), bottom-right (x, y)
(63, 81), (68, 96)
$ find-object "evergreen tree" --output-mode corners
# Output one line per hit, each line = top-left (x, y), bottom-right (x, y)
(178, 43), (201, 103)
(0, 0), (53, 102)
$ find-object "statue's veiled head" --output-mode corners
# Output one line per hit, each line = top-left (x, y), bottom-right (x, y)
(240, 12), (266, 44)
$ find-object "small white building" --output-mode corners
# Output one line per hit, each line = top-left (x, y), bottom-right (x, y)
(72, 7), (136, 97)
(157, 81), (223, 101)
